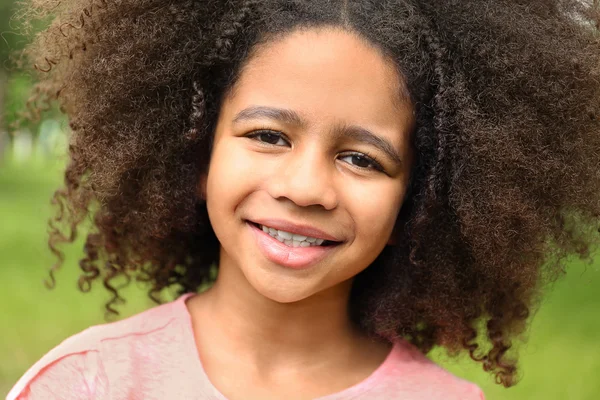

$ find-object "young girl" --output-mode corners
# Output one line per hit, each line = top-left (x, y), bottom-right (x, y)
(8, 0), (600, 399)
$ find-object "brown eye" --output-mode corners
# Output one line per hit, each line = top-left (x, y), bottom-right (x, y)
(339, 152), (384, 172)
(247, 130), (289, 146)
(349, 155), (371, 168)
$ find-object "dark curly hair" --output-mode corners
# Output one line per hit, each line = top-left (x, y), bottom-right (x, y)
(15, 0), (600, 387)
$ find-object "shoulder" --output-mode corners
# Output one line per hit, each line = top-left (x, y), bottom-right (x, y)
(6, 294), (193, 400)
(367, 340), (485, 400)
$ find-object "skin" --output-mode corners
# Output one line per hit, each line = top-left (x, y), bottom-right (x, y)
(187, 28), (415, 400)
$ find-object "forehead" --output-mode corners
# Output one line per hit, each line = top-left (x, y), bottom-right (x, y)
(224, 28), (413, 137)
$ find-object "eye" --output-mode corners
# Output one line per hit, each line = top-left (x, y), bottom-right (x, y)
(338, 152), (384, 172)
(246, 130), (289, 146)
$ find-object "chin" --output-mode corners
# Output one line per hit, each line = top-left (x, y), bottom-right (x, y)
(245, 271), (319, 304)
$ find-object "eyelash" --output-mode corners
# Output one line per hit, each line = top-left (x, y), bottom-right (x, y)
(245, 129), (386, 173)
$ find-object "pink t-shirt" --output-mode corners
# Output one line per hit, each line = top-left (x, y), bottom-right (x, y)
(7, 294), (484, 400)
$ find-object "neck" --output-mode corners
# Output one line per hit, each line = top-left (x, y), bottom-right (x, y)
(186, 249), (394, 398)
(196, 253), (361, 370)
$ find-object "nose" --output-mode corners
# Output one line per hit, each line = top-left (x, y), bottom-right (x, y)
(267, 146), (338, 210)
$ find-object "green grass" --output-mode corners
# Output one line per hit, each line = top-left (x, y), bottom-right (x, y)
(1, 157), (599, 399)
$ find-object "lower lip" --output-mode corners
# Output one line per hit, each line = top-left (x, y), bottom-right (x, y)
(248, 222), (337, 270)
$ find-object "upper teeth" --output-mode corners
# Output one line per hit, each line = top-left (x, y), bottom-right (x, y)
(259, 225), (325, 247)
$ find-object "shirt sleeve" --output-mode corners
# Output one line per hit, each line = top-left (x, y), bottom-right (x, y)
(7, 351), (104, 400)
(469, 383), (486, 400)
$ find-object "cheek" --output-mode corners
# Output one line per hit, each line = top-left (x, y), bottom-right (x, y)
(205, 138), (265, 245)
(346, 180), (404, 241)
(205, 141), (246, 234)
(207, 138), (261, 202)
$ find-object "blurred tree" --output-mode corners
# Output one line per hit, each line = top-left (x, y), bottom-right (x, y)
(1, 0), (20, 67)
(1, 0), (65, 159)
(1, 0), (24, 139)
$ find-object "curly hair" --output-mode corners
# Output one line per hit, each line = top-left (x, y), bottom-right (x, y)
(16, 0), (600, 387)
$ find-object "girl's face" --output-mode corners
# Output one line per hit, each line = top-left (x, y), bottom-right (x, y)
(204, 28), (414, 303)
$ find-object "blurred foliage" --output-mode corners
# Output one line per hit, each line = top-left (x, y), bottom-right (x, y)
(1, 0), (66, 148)
(4, 72), (37, 130)
(0, 0), (21, 67)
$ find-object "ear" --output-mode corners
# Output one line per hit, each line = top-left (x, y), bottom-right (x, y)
(197, 173), (208, 201)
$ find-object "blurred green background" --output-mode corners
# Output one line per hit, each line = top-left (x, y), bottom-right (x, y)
(1, 0), (599, 399)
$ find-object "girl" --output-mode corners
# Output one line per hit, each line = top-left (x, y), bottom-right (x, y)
(8, 0), (600, 399)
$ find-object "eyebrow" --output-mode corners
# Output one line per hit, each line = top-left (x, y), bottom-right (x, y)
(232, 106), (305, 127)
(232, 106), (403, 166)
(333, 124), (403, 166)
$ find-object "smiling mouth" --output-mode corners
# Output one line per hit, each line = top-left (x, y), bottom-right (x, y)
(248, 222), (338, 247)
